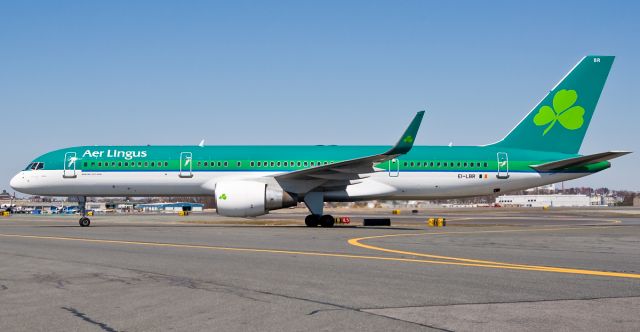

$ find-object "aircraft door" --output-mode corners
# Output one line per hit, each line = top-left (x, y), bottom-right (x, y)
(179, 152), (193, 178)
(63, 152), (77, 178)
(496, 152), (509, 179)
(388, 158), (399, 177)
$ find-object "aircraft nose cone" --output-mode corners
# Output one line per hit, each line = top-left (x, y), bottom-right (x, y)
(10, 173), (24, 191)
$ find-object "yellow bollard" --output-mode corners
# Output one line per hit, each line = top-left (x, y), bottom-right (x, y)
(436, 217), (446, 227)
(178, 211), (185, 216)
(392, 209), (401, 215)
(87, 211), (94, 216)
(427, 218), (435, 227)
(2, 211), (9, 217)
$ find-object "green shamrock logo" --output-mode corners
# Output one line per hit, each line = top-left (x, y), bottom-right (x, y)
(218, 193), (227, 200)
(533, 89), (585, 135)
(403, 136), (414, 143)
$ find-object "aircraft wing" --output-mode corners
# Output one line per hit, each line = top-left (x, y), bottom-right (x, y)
(274, 111), (425, 194)
(530, 151), (631, 172)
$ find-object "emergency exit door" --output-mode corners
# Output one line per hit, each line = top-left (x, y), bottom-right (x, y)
(179, 152), (193, 178)
(497, 152), (509, 179)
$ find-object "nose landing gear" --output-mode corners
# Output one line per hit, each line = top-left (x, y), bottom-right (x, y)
(77, 196), (90, 227)
(79, 217), (90, 227)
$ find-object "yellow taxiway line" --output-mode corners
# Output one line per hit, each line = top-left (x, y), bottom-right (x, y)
(348, 224), (640, 279)
(0, 224), (639, 279)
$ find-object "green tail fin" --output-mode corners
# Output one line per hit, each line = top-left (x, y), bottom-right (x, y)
(491, 55), (614, 154)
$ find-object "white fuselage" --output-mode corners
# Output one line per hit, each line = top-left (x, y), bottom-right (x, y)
(10, 169), (587, 200)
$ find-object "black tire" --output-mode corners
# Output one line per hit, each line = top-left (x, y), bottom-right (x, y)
(79, 217), (90, 227)
(319, 215), (335, 228)
(305, 214), (319, 227)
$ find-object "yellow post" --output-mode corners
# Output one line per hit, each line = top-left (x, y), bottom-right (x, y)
(2, 211), (9, 217)
(178, 211), (185, 216)
(437, 217), (446, 227)
(427, 218), (435, 227)
(392, 209), (400, 215)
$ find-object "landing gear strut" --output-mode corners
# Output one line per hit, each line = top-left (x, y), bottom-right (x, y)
(303, 192), (334, 227)
(78, 196), (90, 227)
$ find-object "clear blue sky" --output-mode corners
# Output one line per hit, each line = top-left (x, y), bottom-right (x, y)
(1, 1), (639, 192)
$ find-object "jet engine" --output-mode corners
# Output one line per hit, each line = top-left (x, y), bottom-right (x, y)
(215, 180), (297, 217)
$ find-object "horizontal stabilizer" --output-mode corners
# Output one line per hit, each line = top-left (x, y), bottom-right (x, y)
(530, 151), (631, 171)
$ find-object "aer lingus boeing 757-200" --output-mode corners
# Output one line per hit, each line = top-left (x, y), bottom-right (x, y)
(10, 56), (629, 227)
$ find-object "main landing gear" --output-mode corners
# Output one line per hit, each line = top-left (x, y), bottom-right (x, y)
(77, 196), (90, 227)
(305, 214), (335, 227)
(303, 192), (334, 227)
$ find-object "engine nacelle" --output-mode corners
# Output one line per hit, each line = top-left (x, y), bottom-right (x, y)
(215, 181), (296, 217)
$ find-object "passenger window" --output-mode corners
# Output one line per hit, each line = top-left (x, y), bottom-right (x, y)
(118, 162), (122, 167)
(217, 161), (222, 167)
(164, 162), (168, 167)
(98, 162), (102, 167)
(403, 162), (408, 166)
(237, 161), (241, 167)
(151, 162), (155, 167)
(484, 162), (488, 167)
(303, 161), (308, 167)
(457, 162), (461, 167)
(410, 162), (414, 167)
(204, 162), (208, 166)
(111, 162), (116, 166)
(138, 162), (142, 167)
(437, 162), (441, 167)
(144, 162), (148, 167)
(463, 162), (468, 167)
(270, 161), (275, 167)
(297, 162), (301, 167)
(284, 161), (288, 167)
(91, 162), (95, 166)
(277, 161), (281, 167)
(250, 161), (255, 167)
(224, 162), (228, 167)
(83, 162), (88, 167)
(310, 162), (315, 166)
(429, 162), (434, 167)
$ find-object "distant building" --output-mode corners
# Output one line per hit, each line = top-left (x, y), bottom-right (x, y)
(496, 194), (591, 207)
(0, 190), (12, 200)
(137, 202), (204, 212)
(634, 196), (640, 207)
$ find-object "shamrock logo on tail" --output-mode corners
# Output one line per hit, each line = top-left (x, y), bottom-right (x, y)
(403, 136), (414, 143)
(533, 89), (585, 135)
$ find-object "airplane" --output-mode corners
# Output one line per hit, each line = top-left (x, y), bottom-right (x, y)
(10, 55), (630, 227)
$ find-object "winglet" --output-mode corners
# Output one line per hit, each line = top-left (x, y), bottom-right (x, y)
(385, 111), (425, 155)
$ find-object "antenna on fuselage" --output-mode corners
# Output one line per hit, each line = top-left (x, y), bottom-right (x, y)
(198, 139), (205, 147)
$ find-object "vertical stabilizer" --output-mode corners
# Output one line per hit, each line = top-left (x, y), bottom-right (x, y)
(491, 56), (614, 154)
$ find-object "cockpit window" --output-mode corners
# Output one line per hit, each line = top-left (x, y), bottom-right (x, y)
(25, 162), (44, 171)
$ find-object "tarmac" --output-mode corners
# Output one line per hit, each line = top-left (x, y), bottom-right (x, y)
(0, 208), (639, 331)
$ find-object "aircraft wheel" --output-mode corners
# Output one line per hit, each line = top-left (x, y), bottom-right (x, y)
(79, 217), (91, 227)
(320, 215), (335, 227)
(305, 214), (319, 227)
